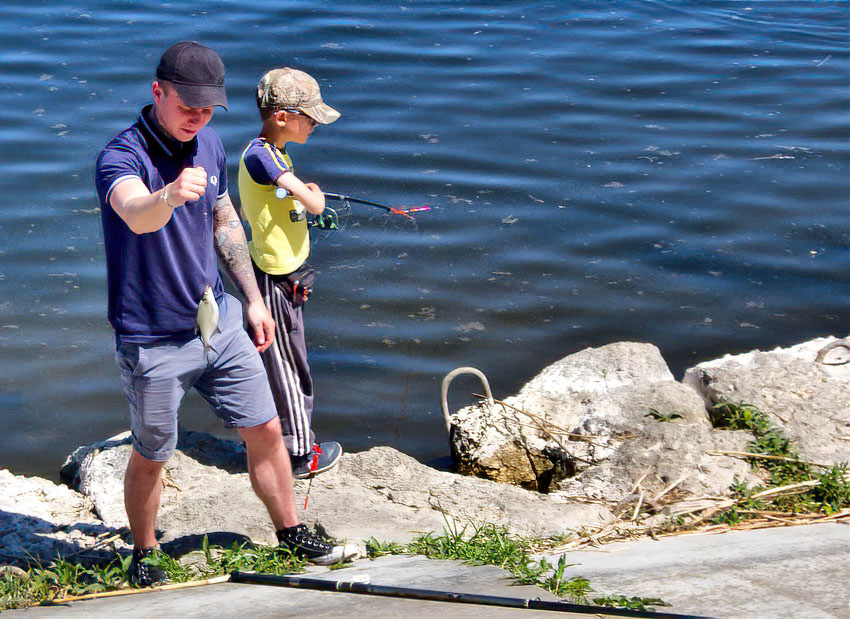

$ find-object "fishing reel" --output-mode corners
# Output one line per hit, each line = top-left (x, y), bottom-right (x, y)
(311, 207), (341, 230)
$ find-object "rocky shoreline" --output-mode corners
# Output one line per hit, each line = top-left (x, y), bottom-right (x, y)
(2, 335), (847, 568)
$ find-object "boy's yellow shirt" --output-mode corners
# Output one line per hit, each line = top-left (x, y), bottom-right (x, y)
(238, 139), (310, 275)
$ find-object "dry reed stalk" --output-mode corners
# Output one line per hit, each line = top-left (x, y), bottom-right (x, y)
(46, 574), (232, 605)
(629, 468), (653, 494)
(479, 395), (608, 448)
(750, 479), (821, 499)
(631, 492), (644, 521)
(652, 475), (689, 502)
(705, 449), (832, 469)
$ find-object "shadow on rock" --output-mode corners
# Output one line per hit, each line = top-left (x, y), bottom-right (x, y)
(0, 508), (127, 568)
(161, 531), (254, 558)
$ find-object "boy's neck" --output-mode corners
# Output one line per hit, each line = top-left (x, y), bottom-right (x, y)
(259, 130), (287, 150)
(259, 118), (296, 150)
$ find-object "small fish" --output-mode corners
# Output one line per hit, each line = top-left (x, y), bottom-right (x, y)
(195, 284), (219, 352)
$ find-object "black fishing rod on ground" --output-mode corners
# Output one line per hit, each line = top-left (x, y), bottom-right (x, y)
(229, 571), (712, 618)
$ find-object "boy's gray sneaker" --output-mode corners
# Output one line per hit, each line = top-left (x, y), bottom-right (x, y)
(276, 524), (359, 565)
(291, 441), (342, 479)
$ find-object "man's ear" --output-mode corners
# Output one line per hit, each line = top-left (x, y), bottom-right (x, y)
(152, 81), (165, 104)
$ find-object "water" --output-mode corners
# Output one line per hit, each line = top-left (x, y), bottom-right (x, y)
(0, 1), (847, 481)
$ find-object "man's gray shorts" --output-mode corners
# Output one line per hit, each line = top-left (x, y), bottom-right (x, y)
(115, 293), (277, 461)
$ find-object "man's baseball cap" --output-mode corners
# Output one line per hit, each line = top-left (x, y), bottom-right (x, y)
(156, 41), (228, 110)
(256, 68), (340, 125)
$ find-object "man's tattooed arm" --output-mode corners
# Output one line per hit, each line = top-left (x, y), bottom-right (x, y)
(213, 193), (262, 304)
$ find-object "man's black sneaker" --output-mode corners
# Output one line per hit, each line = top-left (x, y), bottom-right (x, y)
(276, 523), (359, 566)
(290, 441), (343, 479)
(127, 547), (167, 587)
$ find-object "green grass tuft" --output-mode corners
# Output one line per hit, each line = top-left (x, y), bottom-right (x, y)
(711, 403), (850, 523)
(366, 518), (668, 610)
(0, 536), (309, 610)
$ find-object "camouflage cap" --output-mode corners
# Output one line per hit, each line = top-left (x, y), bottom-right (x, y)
(257, 67), (340, 125)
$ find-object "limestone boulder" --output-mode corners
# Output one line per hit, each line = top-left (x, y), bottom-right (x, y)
(683, 336), (850, 466)
(58, 430), (614, 556)
(304, 445), (611, 543)
(449, 341), (760, 504)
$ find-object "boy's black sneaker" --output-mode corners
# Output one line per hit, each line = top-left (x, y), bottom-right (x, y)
(127, 547), (166, 587)
(276, 524), (358, 565)
(290, 441), (343, 479)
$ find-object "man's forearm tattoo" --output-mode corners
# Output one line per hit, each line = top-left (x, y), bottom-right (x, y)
(213, 196), (260, 300)
(214, 219), (250, 272)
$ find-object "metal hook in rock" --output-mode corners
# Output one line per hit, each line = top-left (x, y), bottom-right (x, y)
(814, 338), (850, 365)
(441, 367), (495, 434)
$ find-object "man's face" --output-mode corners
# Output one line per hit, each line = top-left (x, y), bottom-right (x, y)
(152, 81), (214, 142)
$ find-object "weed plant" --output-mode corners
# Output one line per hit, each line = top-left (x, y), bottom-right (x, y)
(0, 537), (308, 610)
(1, 557), (126, 610)
(593, 594), (671, 611)
(367, 519), (667, 610)
(711, 403), (850, 524)
(406, 520), (533, 574)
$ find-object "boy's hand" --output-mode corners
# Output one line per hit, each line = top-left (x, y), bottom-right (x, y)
(278, 174), (325, 214)
(303, 182), (325, 214)
(166, 167), (207, 207)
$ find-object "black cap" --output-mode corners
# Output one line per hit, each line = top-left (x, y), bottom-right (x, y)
(156, 41), (228, 110)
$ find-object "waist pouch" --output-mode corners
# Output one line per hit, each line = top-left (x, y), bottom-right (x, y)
(272, 264), (315, 307)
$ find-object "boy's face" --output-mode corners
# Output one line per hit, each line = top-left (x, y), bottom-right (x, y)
(278, 109), (317, 144)
(153, 81), (214, 142)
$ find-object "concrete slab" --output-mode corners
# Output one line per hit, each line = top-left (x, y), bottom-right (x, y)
(544, 522), (850, 618)
(6, 555), (571, 618)
(6, 524), (848, 618)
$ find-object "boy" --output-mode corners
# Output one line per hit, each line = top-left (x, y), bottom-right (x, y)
(239, 67), (342, 478)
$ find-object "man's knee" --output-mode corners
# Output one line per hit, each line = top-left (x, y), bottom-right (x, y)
(127, 449), (166, 475)
(239, 417), (283, 444)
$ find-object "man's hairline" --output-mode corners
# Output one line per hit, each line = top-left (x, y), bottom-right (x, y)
(155, 80), (216, 113)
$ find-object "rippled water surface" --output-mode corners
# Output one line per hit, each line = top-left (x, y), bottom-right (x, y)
(0, 1), (847, 479)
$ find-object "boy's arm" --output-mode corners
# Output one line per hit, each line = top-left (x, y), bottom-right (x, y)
(213, 192), (275, 352)
(278, 171), (325, 215)
(243, 141), (325, 215)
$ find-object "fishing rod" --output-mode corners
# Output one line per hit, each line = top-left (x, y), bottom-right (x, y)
(323, 192), (431, 220)
(229, 572), (711, 618)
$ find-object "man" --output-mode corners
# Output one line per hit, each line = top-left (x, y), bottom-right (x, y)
(94, 41), (354, 587)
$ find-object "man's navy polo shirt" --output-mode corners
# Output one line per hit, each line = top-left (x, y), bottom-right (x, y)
(95, 104), (228, 343)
